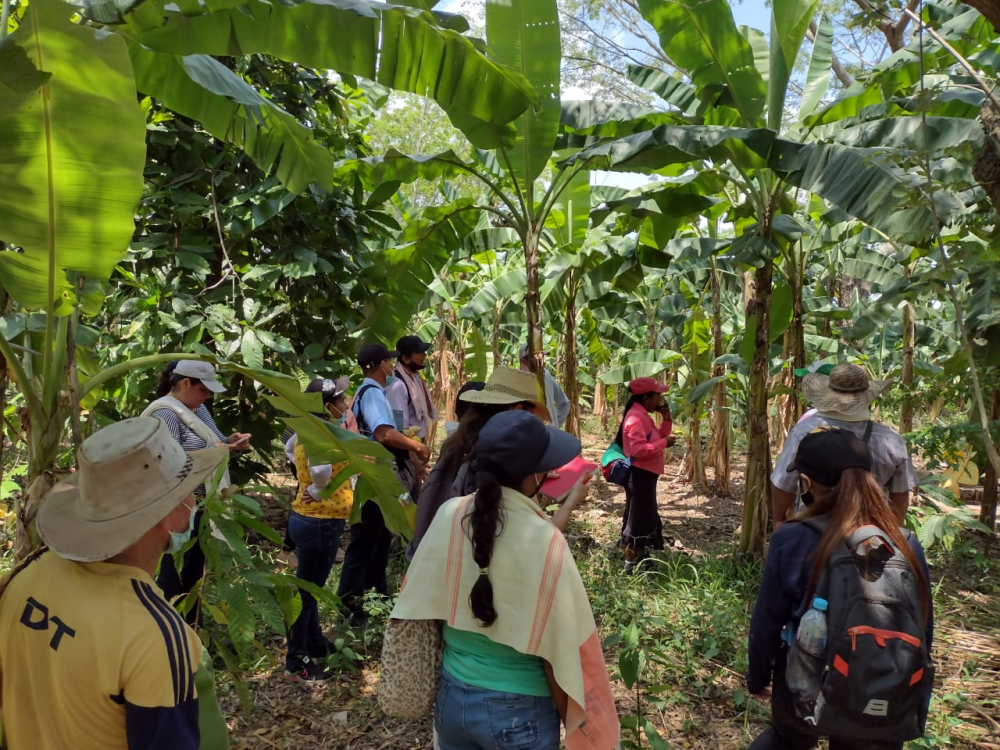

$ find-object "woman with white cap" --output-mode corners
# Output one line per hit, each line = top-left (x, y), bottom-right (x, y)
(613, 377), (676, 574)
(281, 376), (357, 682)
(392, 411), (619, 750)
(142, 360), (251, 622)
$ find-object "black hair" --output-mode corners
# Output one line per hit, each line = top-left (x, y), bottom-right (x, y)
(438, 399), (536, 480)
(465, 467), (507, 627)
(613, 392), (645, 448)
(156, 361), (202, 398)
(455, 381), (486, 421)
(437, 400), (507, 479)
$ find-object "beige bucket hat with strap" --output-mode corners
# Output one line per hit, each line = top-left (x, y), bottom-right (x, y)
(38, 417), (228, 562)
(802, 363), (891, 418)
(458, 367), (552, 423)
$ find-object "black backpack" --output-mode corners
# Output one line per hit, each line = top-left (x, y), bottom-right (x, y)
(785, 518), (934, 741)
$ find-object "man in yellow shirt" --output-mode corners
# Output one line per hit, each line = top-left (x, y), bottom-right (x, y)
(0, 417), (227, 750)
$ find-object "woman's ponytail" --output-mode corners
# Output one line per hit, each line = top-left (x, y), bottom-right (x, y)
(155, 361), (179, 398)
(466, 469), (505, 627)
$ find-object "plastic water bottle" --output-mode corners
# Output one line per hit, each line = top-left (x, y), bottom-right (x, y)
(795, 597), (829, 656)
(786, 597), (829, 709)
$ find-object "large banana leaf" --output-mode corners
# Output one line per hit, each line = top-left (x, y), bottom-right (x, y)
(0, 0), (145, 313)
(129, 46), (333, 194)
(559, 100), (687, 138)
(560, 124), (777, 173)
(334, 148), (472, 191)
(751, 136), (965, 244)
(799, 12), (833, 121)
(637, 0), (766, 125)
(768, 0), (818, 129)
(125, 0), (537, 132)
(627, 64), (698, 115)
(485, 0), (561, 189)
(360, 200), (483, 341)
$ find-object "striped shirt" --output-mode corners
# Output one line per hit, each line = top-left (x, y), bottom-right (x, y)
(149, 405), (226, 495)
(149, 405), (226, 451)
(772, 414), (917, 494)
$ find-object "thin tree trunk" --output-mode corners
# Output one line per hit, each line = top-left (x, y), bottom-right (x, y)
(708, 260), (730, 496)
(740, 259), (773, 557)
(524, 224), (546, 395)
(900, 302), (916, 435)
(979, 389), (1000, 531)
(564, 279), (580, 437)
(595, 378), (609, 432)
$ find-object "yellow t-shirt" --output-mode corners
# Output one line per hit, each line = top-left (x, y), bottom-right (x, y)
(292, 439), (353, 519)
(0, 552), (202, 750)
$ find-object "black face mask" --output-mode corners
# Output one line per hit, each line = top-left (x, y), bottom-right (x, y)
(800, 480), (815, 507)
(406, 360), (426, 372)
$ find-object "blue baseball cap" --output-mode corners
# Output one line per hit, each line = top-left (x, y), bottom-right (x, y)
(477, 411), (580, 483)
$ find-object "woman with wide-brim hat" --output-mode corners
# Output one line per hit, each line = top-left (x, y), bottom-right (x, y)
(613, 377), (676, 574)
(406, 368), (553, 560)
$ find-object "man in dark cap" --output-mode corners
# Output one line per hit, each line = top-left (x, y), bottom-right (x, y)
(336, 343), (430, 626)
(386, 335), (437, 482)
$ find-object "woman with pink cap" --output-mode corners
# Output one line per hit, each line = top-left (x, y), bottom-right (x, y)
(612, 377), (675, 574)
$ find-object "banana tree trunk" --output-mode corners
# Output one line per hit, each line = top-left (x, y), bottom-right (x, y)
(707, 261), (730, 497)
(524, 223), (546, 394)
(563, 283), (581, 437)
(899, 302), (916, 435)
(979, 389), (1000, 531)
(740, 259), (773, 557)
(594, 377), (608, 432)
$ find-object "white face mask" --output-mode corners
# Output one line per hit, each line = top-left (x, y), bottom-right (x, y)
(166, 501), (197, 554)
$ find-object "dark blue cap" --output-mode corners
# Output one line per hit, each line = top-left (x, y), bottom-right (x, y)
(477, 411), (580, 483)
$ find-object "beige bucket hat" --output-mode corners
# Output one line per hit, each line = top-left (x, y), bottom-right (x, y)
(802, 363), (890, 418)
(459, 367), (551, 423)
(38, 417), (228, 562)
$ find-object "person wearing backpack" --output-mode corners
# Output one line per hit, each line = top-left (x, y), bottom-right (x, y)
(611, 377), (675, 574)
(336, 343), (431, 627)
(746, 428), (934, 750)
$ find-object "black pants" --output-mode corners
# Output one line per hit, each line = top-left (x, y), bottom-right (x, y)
(621, 466), (664, 550)
(747, 726), (903, 750)
(749, 667), (903, 750)
(157, 510), (205, 626)
(286, 512), (345, 665)
(336, 499), (393, 623)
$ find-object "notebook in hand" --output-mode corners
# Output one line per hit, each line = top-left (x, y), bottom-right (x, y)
(540, 456), (598, 501)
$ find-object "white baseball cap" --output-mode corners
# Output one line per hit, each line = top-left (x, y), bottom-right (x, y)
(173, 360), (226, 393)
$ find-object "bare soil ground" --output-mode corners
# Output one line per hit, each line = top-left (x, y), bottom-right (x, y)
(219, 430), (1000, 750)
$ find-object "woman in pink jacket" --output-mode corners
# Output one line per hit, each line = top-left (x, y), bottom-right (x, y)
(614, 377), (675, 574)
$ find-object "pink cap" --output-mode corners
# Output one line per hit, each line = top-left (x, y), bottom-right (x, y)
(629, 377), (669, 395)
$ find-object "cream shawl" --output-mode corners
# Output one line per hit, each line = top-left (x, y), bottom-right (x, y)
(392, 487), (620, 750)
(142, 396), (230, 489)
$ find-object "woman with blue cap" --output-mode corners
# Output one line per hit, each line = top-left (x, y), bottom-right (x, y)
(391, 411), (620, 750)
(746, 428), (933, 750)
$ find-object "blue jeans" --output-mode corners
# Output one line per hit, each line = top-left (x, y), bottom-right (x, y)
(286, 512), (345, 663)
(434, 667), (560, 750)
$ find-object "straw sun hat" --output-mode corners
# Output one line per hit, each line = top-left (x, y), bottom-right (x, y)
(38, 417), (228, 562)
(459, 367), (552, 423)
(802, 363), (890, 418)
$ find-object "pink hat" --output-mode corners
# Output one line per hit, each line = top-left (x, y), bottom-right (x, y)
(628, 377), (669, 396)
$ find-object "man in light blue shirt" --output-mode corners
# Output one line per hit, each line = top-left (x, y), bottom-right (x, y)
(337, 342), (430, 626)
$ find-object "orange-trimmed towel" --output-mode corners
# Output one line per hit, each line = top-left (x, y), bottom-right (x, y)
(392, 487), (620, 750)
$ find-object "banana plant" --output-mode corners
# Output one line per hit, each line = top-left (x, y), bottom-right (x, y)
(0, 0), (538, 556)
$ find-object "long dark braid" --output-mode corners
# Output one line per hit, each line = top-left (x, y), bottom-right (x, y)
(465, 469), (506, 627)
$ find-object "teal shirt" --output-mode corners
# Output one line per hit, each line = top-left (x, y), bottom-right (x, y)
(441, 624), (551, 697)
